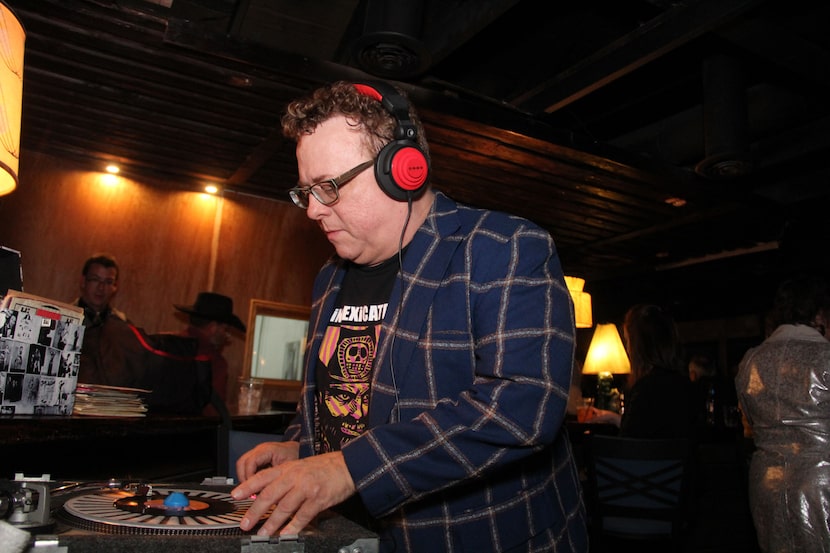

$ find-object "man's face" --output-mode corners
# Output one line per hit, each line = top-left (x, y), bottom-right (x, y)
(208, 321), (230, 349)
(296, 115), (413, 266)
(79, 263), (118, 313)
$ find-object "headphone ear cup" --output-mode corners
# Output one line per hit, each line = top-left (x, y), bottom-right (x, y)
(375, 141), (430, 201)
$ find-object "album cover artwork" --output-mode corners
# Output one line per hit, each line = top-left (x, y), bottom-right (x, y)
(0, 291), (84, 415)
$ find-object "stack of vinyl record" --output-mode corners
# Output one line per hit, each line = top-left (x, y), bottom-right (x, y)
(73, 383), (149, 417)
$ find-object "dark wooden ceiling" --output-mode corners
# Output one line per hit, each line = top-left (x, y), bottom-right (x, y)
(5, 0), (830, 321)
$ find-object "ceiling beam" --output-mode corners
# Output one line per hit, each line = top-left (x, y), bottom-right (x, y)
(511, 0), (766, 114)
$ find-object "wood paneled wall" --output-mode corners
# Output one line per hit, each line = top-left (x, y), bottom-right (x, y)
(0, 151), (333, 405)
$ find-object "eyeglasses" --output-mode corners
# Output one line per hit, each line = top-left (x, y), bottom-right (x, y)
(86, 276), (116, 287)
(288, 159), (374, 209)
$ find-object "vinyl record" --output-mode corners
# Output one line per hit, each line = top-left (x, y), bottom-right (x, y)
(60, 487), (266, 535)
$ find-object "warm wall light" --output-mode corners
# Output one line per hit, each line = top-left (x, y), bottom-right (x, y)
(0, 3), (25, 196)
(204, 184), (219, 194)
(564, 276), (592, 328)
(100, 173), (119, 187)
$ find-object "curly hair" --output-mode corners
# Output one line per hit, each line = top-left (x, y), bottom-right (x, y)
(280, 81), (430, 162)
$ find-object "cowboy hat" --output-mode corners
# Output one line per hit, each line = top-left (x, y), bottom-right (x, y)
(174, 292), (246, 332)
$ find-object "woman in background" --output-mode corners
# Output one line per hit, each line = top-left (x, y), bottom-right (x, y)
(584, 304), (694, 438)
(735, 274), (830, 553)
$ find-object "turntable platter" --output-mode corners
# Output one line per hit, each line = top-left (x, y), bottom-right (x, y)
(60, 487), (263, 534)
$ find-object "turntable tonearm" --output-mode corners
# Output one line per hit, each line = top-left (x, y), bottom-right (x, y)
(1, 474), (379, 553)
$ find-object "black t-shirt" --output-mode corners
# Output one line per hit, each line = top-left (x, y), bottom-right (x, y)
(315, 255), (400, 452)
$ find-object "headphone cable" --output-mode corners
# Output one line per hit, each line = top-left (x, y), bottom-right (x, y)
(389, 195), (413, 420)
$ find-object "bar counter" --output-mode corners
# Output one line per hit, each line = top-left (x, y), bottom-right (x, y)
(0, 411), (293, 482)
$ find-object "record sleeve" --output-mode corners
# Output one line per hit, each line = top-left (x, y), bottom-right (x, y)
(0, 290), (85, 415)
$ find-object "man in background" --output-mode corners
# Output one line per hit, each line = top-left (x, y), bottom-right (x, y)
(74, 253), (133, 385)
(174, 292), (246, 411)
(75, 253), (125, 328)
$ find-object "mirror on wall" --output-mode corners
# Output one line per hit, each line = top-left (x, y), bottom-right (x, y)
(242, 300), (311, 391)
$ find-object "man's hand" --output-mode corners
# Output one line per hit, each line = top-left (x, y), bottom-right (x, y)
(231, 450), (356, 537)
(235, 441), (300, 482)
(582, 407), (621, 427)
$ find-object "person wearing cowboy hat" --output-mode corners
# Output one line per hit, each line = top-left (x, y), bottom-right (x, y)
(175, 292), (246, 411)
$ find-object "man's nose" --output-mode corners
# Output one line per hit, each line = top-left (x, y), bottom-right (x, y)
(305, 194), (330, 219)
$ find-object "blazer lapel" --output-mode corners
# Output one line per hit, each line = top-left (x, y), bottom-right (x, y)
(369, 193), (462, 424)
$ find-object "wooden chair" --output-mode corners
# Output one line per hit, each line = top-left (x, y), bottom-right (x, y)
(583, 434), (695, 552)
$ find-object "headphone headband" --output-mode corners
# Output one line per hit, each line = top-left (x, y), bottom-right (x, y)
(353, 81), (429, 200)
(354, 82), (418, 141)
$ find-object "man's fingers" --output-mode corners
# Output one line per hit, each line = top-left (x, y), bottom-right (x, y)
(235, 441), (300, 483)
(230, 469), (262, 503)
(255, 498), (296, 536)
(236, 452), (354, 536)
(279, 502), (324, 536)
(234, 468), (286, 531)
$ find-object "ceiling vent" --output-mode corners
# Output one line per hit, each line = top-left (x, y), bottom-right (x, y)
(351, 0), (431, 79)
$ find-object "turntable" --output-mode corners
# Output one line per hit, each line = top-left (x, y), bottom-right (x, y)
(1, 474), (378, 553)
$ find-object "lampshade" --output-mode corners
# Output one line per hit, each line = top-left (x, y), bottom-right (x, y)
(0, 2), (24, 196)
(564, 275), (592, 328)
(582, 323), (630, 375)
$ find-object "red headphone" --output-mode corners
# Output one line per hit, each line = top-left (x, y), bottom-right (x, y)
(353, 81), (430, 201)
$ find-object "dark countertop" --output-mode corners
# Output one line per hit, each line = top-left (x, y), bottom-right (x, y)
(0, 411), (294, 445)
(0, 412), (294, 481)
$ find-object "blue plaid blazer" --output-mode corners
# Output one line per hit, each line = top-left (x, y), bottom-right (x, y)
(285, 192), (587, 552)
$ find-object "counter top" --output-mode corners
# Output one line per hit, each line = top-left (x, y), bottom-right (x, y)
(0, 412), (293, 481)
(0, 411), (293, 445)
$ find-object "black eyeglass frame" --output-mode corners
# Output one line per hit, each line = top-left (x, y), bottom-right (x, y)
(288, 159), (374, 208)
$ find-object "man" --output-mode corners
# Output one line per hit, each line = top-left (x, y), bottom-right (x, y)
(174, 291), (246, 409)
(232, 81), (586, 552)
(76, 254), (125, 328)
(74, 254), (132, 385)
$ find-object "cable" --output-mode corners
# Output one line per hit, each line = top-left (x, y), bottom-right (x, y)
(389, 195), (413, 420)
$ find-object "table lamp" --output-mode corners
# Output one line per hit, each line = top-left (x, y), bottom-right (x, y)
(582, 323), (630, 411)
(0, 1), (25, 196)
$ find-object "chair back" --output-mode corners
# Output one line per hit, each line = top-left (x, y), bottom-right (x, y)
(584, 434), (694, 547)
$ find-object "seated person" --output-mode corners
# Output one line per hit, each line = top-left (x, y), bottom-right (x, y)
(583, 304), (695, 438)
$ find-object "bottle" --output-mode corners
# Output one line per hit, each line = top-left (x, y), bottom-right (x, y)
(596, 371), (614, 410)
(705, 383), (716, 426)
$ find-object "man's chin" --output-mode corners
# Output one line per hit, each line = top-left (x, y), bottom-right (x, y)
(333, 245), (359, 263)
